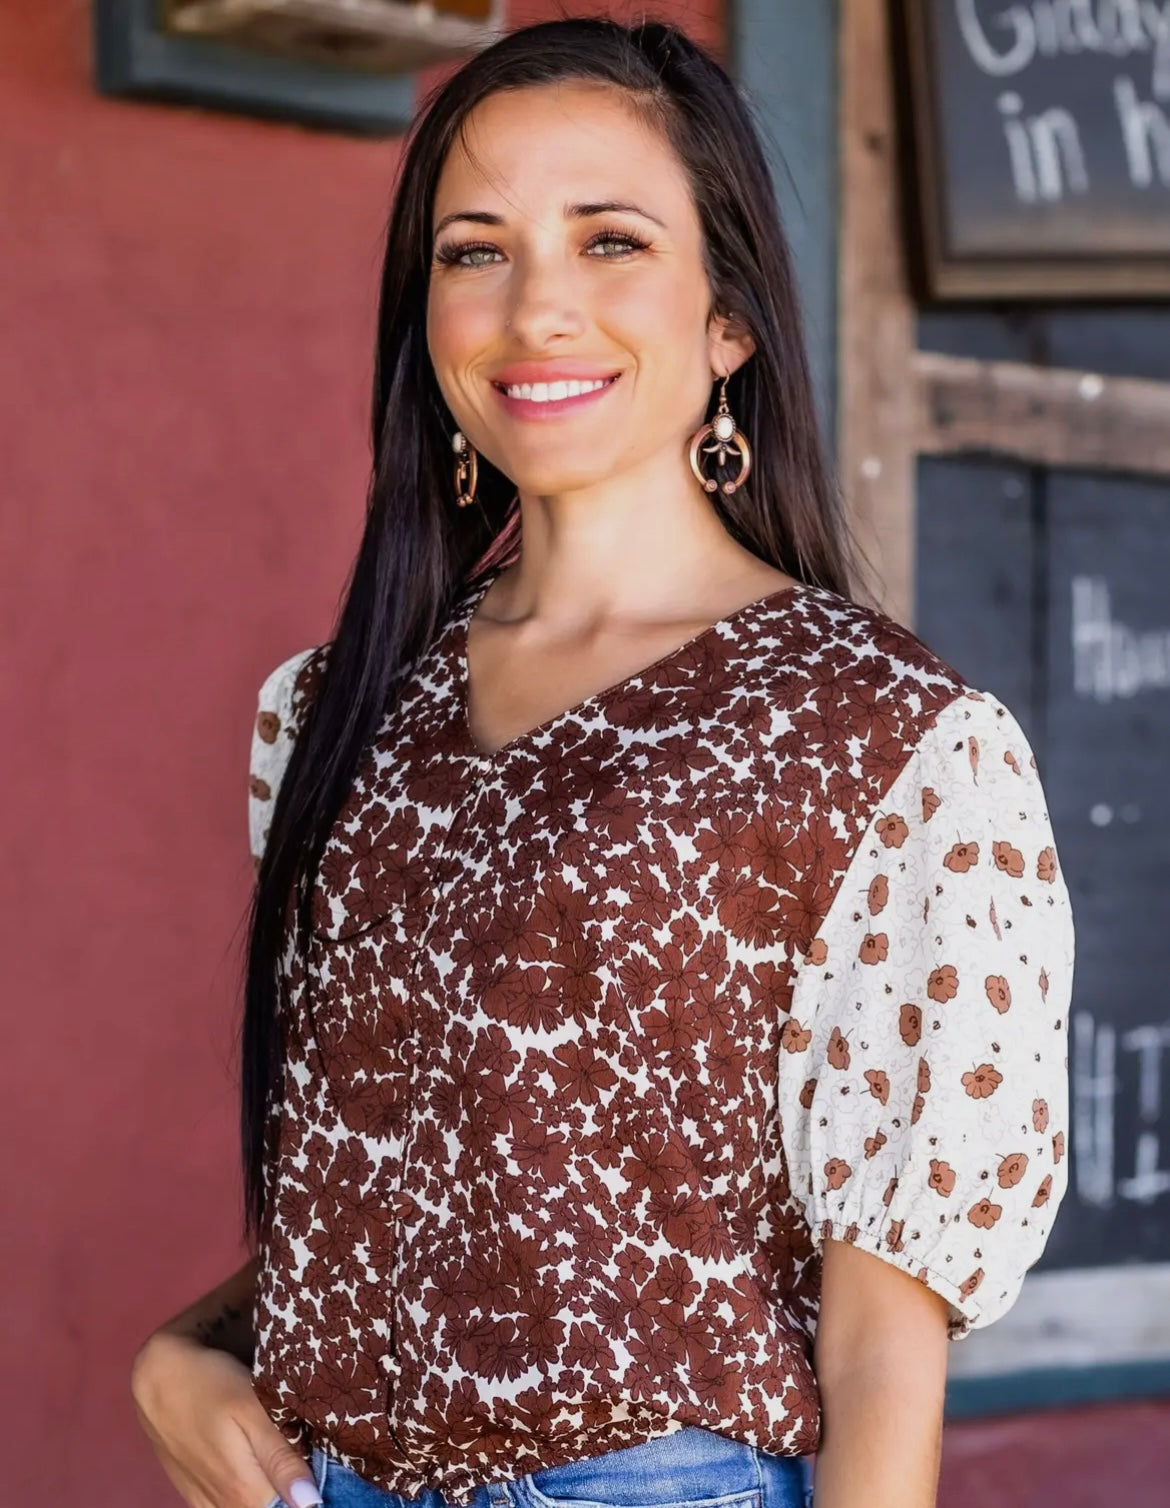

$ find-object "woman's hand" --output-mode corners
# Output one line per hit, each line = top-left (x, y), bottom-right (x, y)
(811, 1238), (951, 1508)
(131, 1328), (322, 1508)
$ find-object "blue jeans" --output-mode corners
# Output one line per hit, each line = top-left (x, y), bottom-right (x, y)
(297, 1426), (813, 1508)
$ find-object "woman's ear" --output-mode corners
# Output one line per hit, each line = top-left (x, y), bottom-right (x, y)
(707, 307), (756, 378)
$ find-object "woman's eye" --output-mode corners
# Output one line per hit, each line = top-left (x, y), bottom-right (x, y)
(435, 242), (502, 268)
(434, 231), (648, 268)
(585, 232), (648, 257)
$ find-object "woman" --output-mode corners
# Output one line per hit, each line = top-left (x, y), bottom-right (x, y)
(131, 18), (1074, 1508)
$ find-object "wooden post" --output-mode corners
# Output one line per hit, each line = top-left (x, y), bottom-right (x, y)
(837, 0), (917, 626)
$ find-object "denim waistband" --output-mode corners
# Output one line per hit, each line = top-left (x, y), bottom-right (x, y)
(287, 1422), (813, 1508)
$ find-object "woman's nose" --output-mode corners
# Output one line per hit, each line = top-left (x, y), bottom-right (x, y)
(504, 258), (588, 346)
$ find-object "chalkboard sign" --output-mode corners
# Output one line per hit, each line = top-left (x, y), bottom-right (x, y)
(1044, 470), (1170, 1265)
(916, 456), (1170, 1273)
(900, 0), (1170, 299)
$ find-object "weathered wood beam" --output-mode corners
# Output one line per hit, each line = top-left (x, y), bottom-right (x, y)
(913, 351), (1170, 479)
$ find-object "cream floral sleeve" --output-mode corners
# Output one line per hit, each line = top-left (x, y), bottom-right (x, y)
(247, 648), (319, 866)
(778, 689), (1075, 1335)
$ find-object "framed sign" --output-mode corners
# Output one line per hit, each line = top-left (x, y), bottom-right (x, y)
(898, 0), (1170, 300)
(94, 0), (503, 135)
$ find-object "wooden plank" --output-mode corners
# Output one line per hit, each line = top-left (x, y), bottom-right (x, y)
(913, 351), (1170, 478)
(837, 0), (917, 627)
(947, 1267), (1170, 1381)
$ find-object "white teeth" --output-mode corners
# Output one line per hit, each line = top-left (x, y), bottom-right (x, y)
(503, 376), (613, 402)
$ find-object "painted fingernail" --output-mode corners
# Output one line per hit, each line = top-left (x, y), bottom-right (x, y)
(288, 1479), (323, 1508)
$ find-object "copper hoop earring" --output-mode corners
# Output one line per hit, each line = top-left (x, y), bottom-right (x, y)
(452, 429), (478, 508)
(688, 375), (752, 495)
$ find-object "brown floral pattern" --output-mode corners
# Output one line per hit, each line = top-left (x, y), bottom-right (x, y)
(245, 571), (1074, 1504)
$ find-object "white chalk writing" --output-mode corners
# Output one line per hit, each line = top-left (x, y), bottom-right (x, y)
(956, 0), (1170, 98)
(1072, 575), (1170, 702)
(998, 89), (1091, 197)
(1115, 73), (1170, 183)
(1074, 1011), (1170, 1207)
(1119, 1024), (1170, 1201)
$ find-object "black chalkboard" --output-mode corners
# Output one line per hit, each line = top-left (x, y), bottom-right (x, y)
(900, 0), (1170, 299)
(917, 455), (1170, 1270)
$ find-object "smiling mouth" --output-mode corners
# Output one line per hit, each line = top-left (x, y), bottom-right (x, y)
(491, 374), (621, 403)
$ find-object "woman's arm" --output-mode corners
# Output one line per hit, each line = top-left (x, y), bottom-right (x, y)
(811, 1239), (951, 1508)
(131, 1260), (322, 1508)
(776, 694), (1075, 1504)
(141, 1255), (261, 1366)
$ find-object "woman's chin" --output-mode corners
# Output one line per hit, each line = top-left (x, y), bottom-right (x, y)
(499, 460), (621, 497)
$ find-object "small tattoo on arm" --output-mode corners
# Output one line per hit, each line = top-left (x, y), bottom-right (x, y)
(194, 1301), (253, 1363)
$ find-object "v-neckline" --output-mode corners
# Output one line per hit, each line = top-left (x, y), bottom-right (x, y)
(453, 566), (807, 764)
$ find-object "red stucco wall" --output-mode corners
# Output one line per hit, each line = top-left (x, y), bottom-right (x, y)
(1, 3), (719, 1501)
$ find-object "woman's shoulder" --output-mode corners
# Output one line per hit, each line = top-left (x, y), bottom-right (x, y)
(781, 583), (971, 692)
(742, 584), (978, 766)
(255, 643), (330, 736)
(248, 643), (330, 864)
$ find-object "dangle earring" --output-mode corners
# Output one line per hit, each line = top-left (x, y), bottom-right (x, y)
(688, 374), (752, 495)
(452, 429), (478, 508)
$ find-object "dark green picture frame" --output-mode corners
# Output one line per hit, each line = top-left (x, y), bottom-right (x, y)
(93, 0), (416, 136)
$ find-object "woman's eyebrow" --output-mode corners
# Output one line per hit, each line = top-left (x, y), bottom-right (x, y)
(432, 199), (667, 240)
(567, 200), (666, 227)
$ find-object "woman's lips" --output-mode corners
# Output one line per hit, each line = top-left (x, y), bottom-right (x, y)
(491, 372), (621, 421)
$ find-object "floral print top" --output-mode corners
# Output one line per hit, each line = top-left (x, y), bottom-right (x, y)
(246, 568), (1074, 1504)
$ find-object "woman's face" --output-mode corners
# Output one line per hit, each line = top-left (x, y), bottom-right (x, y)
(426, 81), (750, 498)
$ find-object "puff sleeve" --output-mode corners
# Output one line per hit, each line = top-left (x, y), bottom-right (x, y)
(247, 647), (321, 866)
(777, 689), (1075, 1336)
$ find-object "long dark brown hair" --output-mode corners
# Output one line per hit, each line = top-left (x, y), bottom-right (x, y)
(240, 15), (856, 1245)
